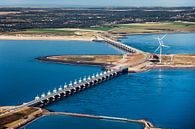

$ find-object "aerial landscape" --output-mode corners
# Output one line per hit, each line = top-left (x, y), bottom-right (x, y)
(0, 0), (195, 129)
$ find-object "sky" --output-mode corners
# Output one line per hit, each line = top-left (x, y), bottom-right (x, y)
(0, 0), (195, 7)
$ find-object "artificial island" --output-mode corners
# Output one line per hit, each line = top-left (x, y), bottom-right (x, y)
(0, 7), (195, 129)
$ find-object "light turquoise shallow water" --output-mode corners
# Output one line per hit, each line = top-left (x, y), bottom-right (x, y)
(0, 33), (195, 129)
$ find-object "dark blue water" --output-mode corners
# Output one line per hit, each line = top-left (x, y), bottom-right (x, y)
(120, 33), (195, 54)
(44, 69), (195, 129)
(26, 115), (143, 129)
(0, 40), (122, 106)
(0, 34), (195, 129)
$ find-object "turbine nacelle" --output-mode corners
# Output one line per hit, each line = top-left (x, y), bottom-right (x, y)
(154, 34), (169, 63)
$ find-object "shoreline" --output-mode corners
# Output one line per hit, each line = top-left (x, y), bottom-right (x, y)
(17, 110), (159, 129)
(1, 26), (195, 129)
(149, 65), (195, 70)
(0, 29), (195, 41)
(116, 31), (195, 41)
(39, 58), (195, 73)
(37, 54), (195, 73)
(36, 54), (123, 68)
(0, 107), (44, 129)
(0, 35), (97, 41)
(43, 111), (157, 129)
(36, 56), (107, 67)
(18, 114), (47, 129)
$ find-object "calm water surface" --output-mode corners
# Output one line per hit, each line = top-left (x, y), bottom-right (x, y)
(26, 115), (143, 129)
(120, 33), (195, 54)
(0, 40), (122, 105)
(0, 33), (195, 129)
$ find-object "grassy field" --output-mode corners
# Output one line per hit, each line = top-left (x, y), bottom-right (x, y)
(25, 28), (76, 36)
(117, 22), (195, 29)
(110, 22), (195, 34)
(3, 22), (195, 37)
(85, 26), (115, 31)
(81, 22), (195, 34)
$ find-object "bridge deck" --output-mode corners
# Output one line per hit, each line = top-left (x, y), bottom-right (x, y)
(5, 68), (127, 113)
(98, 35), (144, 53)
(1, 34), (144, 117)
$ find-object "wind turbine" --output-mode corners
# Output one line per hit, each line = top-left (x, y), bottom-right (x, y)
(154, 34), (169, 63)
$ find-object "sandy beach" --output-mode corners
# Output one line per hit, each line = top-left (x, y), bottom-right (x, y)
(0, 35), (98, 41)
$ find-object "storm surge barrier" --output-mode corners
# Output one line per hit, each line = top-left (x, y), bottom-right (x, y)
(5, 67), (128, 114)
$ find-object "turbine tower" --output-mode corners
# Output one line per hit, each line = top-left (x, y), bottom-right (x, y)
(154, 34), (169, 63)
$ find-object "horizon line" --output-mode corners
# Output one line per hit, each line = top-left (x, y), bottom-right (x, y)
(0, 5), (195, 8)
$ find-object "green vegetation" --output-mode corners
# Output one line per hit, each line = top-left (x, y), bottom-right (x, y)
(117, 22), (195, 28)
(116, 24), (146, 28)
(85, 22), (195, 32)
(5, 22), (195, 36)
(26, 28), (75, 35)
(28, 28), (72, 32)
(110, 22), (195, 34)
(85, 26), (115, 31)
(1, 7), (195, 32)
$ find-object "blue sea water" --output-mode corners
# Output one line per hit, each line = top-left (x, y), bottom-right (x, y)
(0, 40), (122, 106)
(120, 33), (195, 54)
(0, 33), (195, 129)
(26, 115), (143, 129)
(44, 69), (195, 129)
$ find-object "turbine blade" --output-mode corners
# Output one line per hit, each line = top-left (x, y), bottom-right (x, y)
(160, 34), (167, 40)
(159, 40), (163, 45)
(154, 46), (160, 52)
(162, 45), (170, 48)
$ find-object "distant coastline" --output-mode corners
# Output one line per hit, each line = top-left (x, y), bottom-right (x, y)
(1, 7), (195, 129)
(1, 22), (195, 41)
